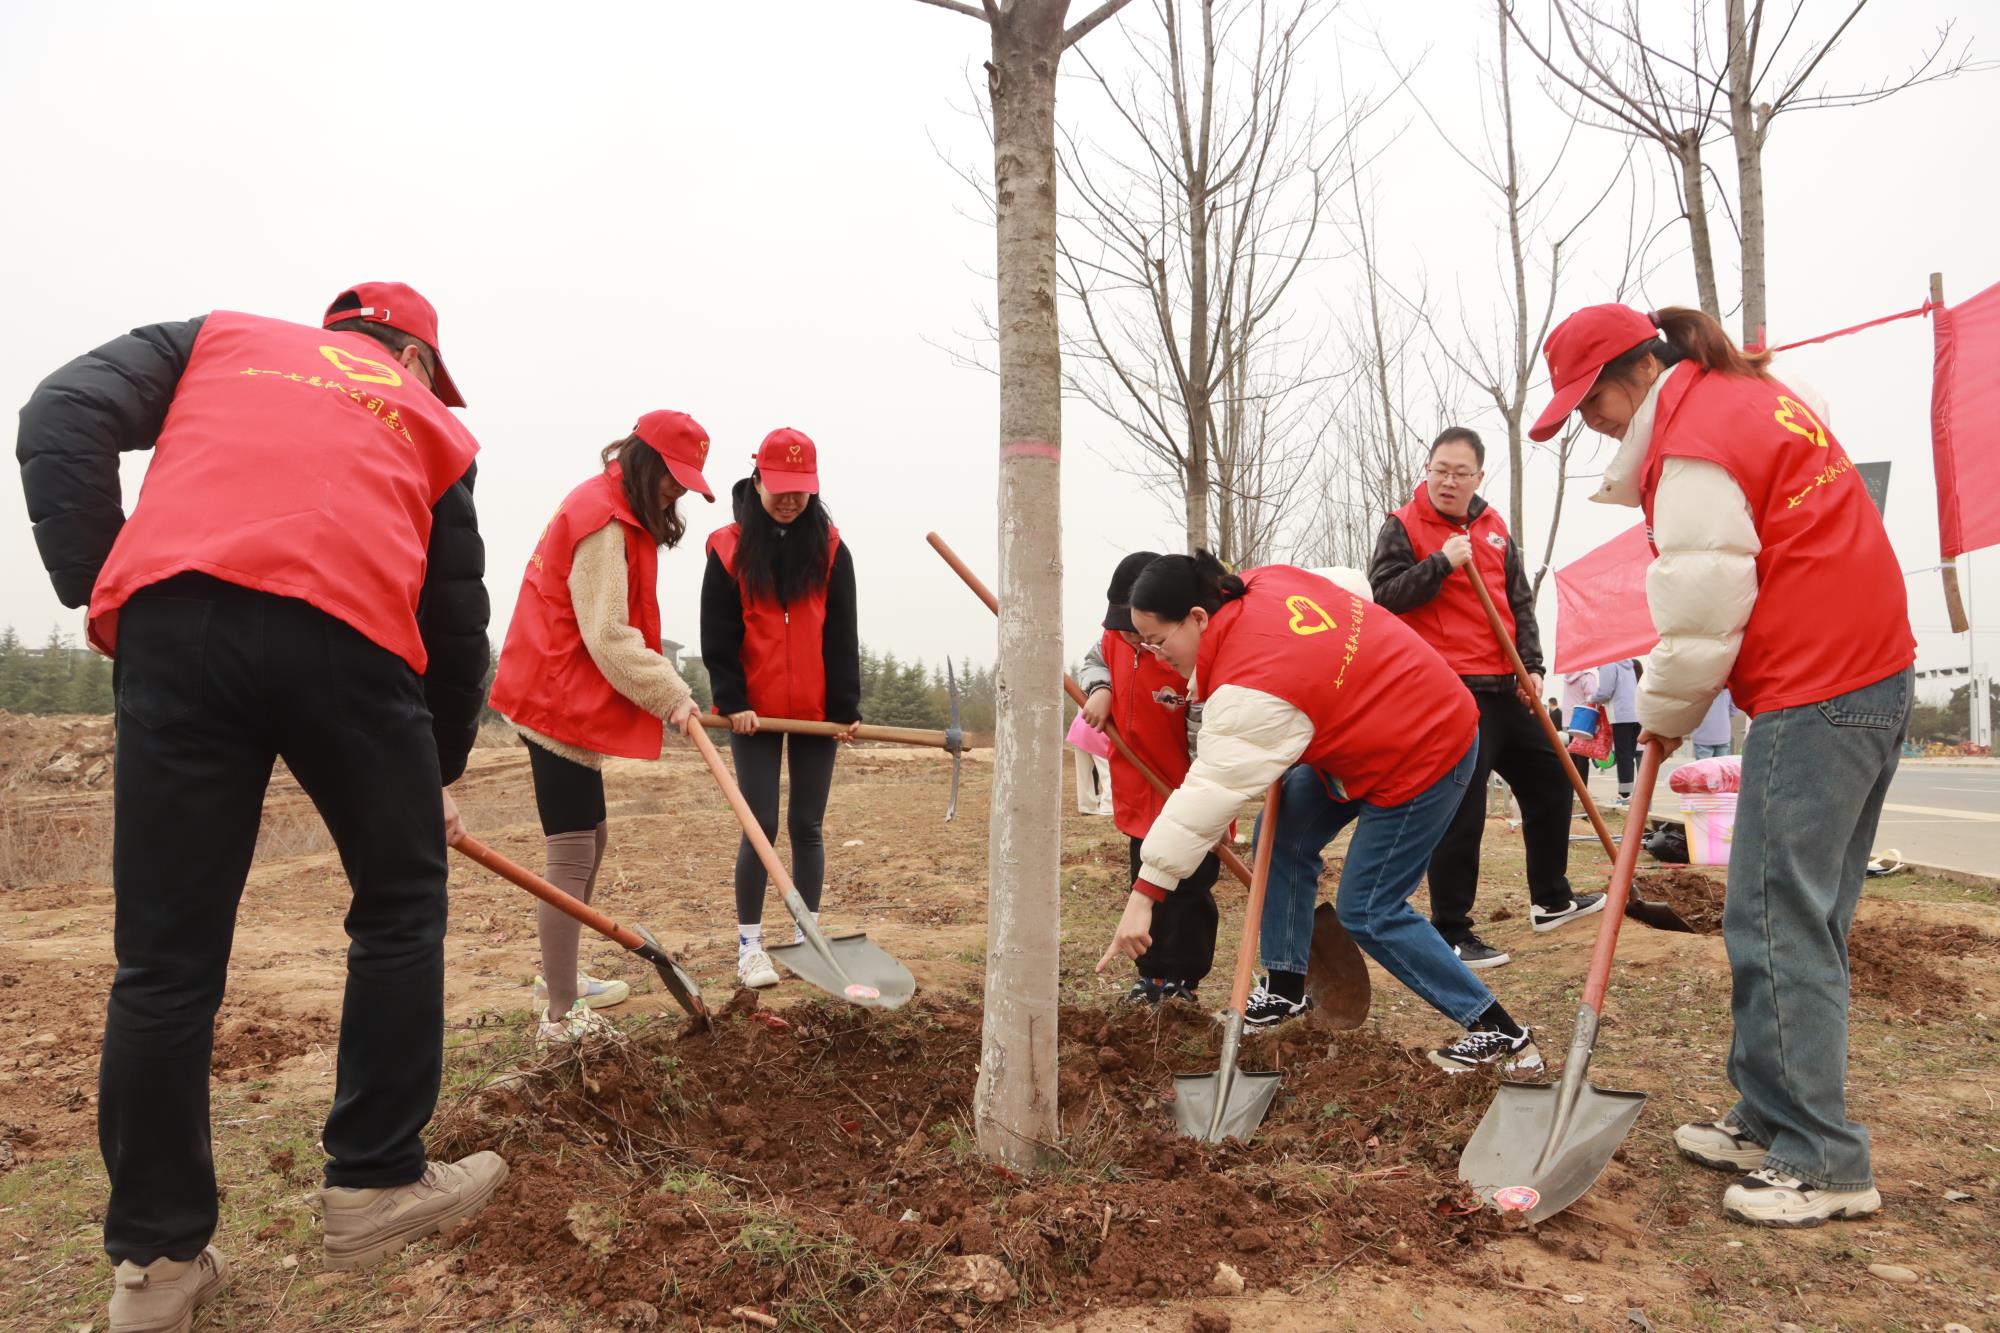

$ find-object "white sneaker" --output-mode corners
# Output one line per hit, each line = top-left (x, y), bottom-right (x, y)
(737, 948), (780, 989)
(1428, 1027), (1545, 1075)
(532, 973), (630, 1011)
(534, 998), (618, 1051)
(1675, 1119), (1767, 1172)
(1723, 1168), (1882, 1227)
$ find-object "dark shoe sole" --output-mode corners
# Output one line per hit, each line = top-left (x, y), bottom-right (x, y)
(323, 1161), (510, 1272)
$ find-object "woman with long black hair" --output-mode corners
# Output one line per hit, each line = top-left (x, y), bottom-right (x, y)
(700, 429), (861, 990)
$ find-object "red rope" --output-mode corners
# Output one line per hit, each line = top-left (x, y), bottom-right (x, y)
(1767, 301), (1938, 354)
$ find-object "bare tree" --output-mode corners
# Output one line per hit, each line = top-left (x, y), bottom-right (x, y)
(914, 0), (1133, 1171)
(1058, 0), (1362, 565)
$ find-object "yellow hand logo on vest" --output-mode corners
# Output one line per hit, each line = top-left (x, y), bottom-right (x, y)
(1773, 395), (1828, 448)
(318, 345), (405, 388)
(1285, 595), (1336, 636)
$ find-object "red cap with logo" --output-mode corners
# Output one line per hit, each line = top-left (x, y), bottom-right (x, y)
(754, 428), (820, 495)
(1528, 303), (1660, 442)
(321, 282), (466, 409)
(633, 410), (715, 502)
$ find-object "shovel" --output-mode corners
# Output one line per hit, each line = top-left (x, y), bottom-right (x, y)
(686, 720), (915, 1010)
(1175, 781), (1284, 1143)
(1461, 565), (1693, 933)
(1457, 742), (1665, 1223)
(451, 834), (709, 1031)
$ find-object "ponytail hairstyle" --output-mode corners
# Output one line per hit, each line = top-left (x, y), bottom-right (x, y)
(1129, 549), (1247, 621)
(600, 436), (686, 549)
(1599, 305), (1771, 390)
(732, 469), (835, 607)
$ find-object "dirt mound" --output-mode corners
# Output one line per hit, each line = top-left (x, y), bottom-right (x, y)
(1632, 869), (1727, 932)
(434, 996), (1496, 1328)
(1850, 921), (2000, 1016)
(0, 712), (114, 790)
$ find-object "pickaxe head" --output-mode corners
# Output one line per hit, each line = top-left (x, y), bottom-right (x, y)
(944, 659), (964, 822)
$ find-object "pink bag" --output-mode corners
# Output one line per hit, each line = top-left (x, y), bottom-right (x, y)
(1669, 755), (1742, 794)
(1066, 711), (1112, 759)
(1567, 705), (1612, 761)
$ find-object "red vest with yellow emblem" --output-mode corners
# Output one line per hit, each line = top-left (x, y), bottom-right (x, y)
(1196, 565), (1477, 805)
(1639, 363), (1914, 716)
(1099, 628), (1195, 839)
(489, 468), (666, 759)
(1389, 488), (1515, 676)
(87, 311), (479, 670)
(705, 524), (843, 721)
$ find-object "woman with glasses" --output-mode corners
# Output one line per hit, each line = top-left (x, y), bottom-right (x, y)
(1096, 551), (1544, 1072)
(1368, 428), (1601, 971)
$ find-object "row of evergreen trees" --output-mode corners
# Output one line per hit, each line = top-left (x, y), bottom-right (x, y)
(0, 627), (114, 715)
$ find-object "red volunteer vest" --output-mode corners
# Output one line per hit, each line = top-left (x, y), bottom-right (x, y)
(1389, 488), (1515, 676)
(706, 524), (843, 721)
(88, 310), (479, 671)
(1639, 363), (1915, 716)
(1099, 629), (1195, 839)
(488, 468), (665, 759)
(1196, 566), (1477, 805)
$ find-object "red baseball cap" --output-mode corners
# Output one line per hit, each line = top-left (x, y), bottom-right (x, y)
(754, 428), (819, 494)
(1528, 303), (1660, 442)
(321, 281), (466, 409)
(633, 410), (715, 502)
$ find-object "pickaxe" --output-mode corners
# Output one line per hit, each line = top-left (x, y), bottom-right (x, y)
(696, 680), (966, 822)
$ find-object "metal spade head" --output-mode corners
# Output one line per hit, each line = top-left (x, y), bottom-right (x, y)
(1458, 1079), (1648, 1224)
(1624, 895), (1697, 933)
(1173, 1067), (1283, 1144)
(631, 923), (708, 1030)
(767, 932), (916, 1011)
(1305, 902), (1371, 1029)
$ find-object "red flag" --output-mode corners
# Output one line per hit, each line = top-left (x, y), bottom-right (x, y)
(1933, 279), (2000, 558)
(1553, 522), (1657, 673)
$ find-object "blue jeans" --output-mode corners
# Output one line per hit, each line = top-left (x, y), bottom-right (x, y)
(1724, 667), (1910, 1191)
(1692, 742), (1731, 760)
(1258, 740), (1494, 1028)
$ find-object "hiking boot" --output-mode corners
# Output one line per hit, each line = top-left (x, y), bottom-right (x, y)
(1722, 1168), (1881, 1228)
(321, 1152), (509, 1271)
(532, 973), (630, 1011)
(1452, 936), (1512, 969)
(1126, 978), (1199, 1006)
(1530, 892), (1607, 933)
(108, 1246), (227, 1333)
(1242, 982), (1311, 1029)
(1674, 1119), (1767, 1172)
(1429, 1027), (1544, 1075)
(535, 998), (619, 1051)
(737, 948), (780, 989)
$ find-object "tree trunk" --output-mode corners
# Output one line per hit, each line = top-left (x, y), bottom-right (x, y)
(1676, 134), (1722, 323)
(1725, 0), (1767, 346)
(1183, 449), (1211, 554)
(977, 0), (1069, 1171)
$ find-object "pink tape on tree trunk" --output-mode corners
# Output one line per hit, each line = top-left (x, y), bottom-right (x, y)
(1001, 440), (1061, 461)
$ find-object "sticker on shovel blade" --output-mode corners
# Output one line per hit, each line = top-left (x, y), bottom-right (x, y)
(1493, 1186), (1540, 1212)
(845, 983), (881, 1001)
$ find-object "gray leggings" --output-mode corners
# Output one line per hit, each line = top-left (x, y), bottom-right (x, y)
(729, 731), (839, 925)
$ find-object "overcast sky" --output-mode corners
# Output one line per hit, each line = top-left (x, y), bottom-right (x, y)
(3, 1), (1992, 700)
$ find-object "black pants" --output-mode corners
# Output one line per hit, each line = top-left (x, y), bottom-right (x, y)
(729, 730), (838, 924)
(525, 739), (607, 834)
(1570, 749), (1592, 790)
(101, 577), (447, 1263)
(1611, 721), (1642, 793)
(1426, 689), (1575, 943)
(1125, 840), (1221, 985)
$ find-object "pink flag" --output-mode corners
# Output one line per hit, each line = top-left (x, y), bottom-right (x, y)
(1553, 522), (1658, 673)
(1932, 279), (2000, 559)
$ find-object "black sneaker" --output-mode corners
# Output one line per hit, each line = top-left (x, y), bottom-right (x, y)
(1452, 936), (1512, 969)
(1428, 1027), (1544, 1074)
(1530, 892), (1607, 934)
(1241, 982), (1311, 1029)
(1127, 978), (1199, 1006)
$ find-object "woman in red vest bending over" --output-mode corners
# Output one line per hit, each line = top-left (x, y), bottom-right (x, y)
(1531, 304), (1915, 1228)
(488, 411), (713, 1045)
(700, 429), (862, 991)
(1099, 553), (1544, 1072)
(1076, 551), (1219, 1004)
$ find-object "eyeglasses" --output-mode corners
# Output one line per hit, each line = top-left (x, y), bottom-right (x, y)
(1136, 618), (1190, 658)
(1427, 465), (1479, 481)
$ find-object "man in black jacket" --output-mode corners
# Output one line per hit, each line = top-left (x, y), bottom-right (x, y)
(1369, 428), (1601, 969)
(17, 283), (503, 1331)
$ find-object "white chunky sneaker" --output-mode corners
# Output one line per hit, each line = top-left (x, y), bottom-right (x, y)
(534, 998), (619, 1051)
(1429, 1027), (1545, 1075)
(1722, 1167), (1881, 1227)
(532, 973), (630, 1011)
(737, 948), (781, 989)
(1675, 1119), (1767, 1172)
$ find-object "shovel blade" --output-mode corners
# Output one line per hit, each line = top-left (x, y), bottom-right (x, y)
(1459, 1079), (1647, 1223)
(1624, 896), (1697, 933)
(767, 932), (916, 1010)
(1305, 903), (1371, 1030)
(631, 924), (708, 1029)
(1172, 1070), (1282, 1144)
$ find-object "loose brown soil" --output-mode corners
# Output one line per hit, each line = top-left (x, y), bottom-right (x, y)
(1631, 868), (1727, 932)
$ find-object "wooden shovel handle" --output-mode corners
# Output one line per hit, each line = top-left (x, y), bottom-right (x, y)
(451, 833), (645, 952)
(686, 720), (805, 903)
(697, 714), (950, 749)
(1462, 564), (1620, 862)
(925, 531), (1257, 888)
(1582, 742), (1663, 1013)
(1229, 783), (1284, 1015)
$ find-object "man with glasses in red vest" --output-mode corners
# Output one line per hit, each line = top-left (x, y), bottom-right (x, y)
(1368, 427), (1602, 969)
(18, 282), (504, 1332)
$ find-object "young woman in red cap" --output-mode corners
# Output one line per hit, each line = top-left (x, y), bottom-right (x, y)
(488, 411), (715, 1045)
(701, 429), (861, 990)
(1531, 303), (1915, 1227)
